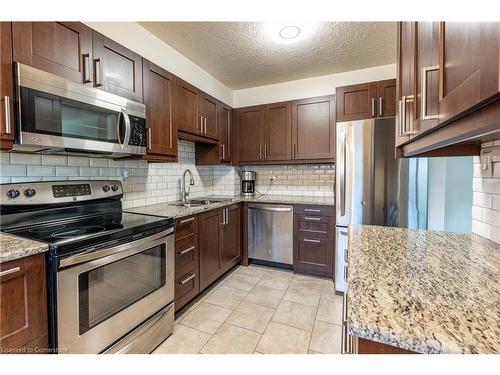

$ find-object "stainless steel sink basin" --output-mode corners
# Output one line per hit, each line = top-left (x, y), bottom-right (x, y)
(170, 197), (232, 207)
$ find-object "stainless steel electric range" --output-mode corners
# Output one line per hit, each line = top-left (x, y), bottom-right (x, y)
(0, 180), (175, 354)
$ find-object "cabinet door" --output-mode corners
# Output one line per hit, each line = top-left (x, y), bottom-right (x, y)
(92, 31), (143, 102)
(414, 22), (440, 134)
(221, 204), (241, 271)
(237, 105), (266, 163)
(218, 102), (232, 162)
(376, 79), (396, 118)
(200, 92), (218, 139)
(396, 22), (416, 148)
(264, 102), (292, 161)
(143, 60), (177, 159)
(439, 22), (500, 125)
(0, 254), (48, 351)
(12, 22), (93, 85)
(292, 96), (335, 160)
(336, 82), (377, 122)
(1, 23), (14, 150)
(177, 79), (200, 135)
(198, 209), (223, 291)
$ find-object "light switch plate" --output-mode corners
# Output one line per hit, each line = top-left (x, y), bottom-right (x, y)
(480, 150), (493, 178)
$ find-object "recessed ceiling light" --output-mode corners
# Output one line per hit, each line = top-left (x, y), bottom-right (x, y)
(263, 23), (317, 45)
(279, 26), (301, 39)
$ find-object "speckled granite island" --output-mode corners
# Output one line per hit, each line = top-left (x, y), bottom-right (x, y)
(126, 194), (334, 219)
(347, 225), (500, 354)
(0, 232), (49, 263)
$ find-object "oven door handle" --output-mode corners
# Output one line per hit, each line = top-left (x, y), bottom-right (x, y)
(59, 227), (174, 268)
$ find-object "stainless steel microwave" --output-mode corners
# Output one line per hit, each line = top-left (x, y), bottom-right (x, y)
(13, 63), (147, 158)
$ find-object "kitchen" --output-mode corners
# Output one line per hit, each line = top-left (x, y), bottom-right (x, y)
(0, 2), (499, 371)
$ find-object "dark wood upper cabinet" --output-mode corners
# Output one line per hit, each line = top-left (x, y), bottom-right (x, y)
(438, 22), (500, 124)
(218, 101), (232, 162)
(414, 22), (440, 135)
(377, 79), (396, 118)
(292, 95), (335, 160)
(12, 22), (93, 85)
(237, 105), (266, 163)
(198, 209), (223, 291)
(199, 92), (218, 139)
(142, 60), (177, 161)
(395, 22), (417, 148)
(177, 79), (201, 135)
(336, 82), (377, 122)
(221, 204), (242, 270)
(0, 254), (48, 352)
(92, 31), (143, 103)
(265, 101), (292, 161)
(1, 22), (14, 150)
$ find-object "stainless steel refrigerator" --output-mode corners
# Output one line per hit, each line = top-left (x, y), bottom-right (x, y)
(334, 118), (430, 292)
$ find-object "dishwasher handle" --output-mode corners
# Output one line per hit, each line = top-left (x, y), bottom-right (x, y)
(248, 205), (293, 213)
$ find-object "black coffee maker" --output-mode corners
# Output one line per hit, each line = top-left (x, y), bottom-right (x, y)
(241, 171), (256, 197)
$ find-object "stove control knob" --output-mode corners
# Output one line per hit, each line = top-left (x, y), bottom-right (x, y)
(111, 184), (119, 192)
(24, 188), (36, 198)
(102, 185), (110, 192)
(6, 189), (20, 199)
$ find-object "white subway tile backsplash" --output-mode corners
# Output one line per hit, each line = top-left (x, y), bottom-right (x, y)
(472, 141), (500, 244)
(67, 156), (90, 167)
(42, 155), (68, 166)
(55, 166), (79, 177)
(27, 165), (55, 176)
(10, 153), (41, 165)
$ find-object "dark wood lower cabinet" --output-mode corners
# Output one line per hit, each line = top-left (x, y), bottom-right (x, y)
(221, 204), (242, 269)
(293, 205), (334, 278)
(355, 337), (416, 354)
(0, 254), (48, 353)
(199, 209), (224, 291)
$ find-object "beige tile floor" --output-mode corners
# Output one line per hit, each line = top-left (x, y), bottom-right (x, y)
(153, 264), (344, 354)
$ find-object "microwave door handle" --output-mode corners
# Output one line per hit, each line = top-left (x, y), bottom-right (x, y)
(122, 109), (131, 147)
(116, 110), (123, 147)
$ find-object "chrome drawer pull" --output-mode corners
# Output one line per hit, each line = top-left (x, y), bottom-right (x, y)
(304, 238), (321, 244)
(179, 246), (195, 255)
(178, 274), (196, 285)
(0, 266), (20, 277)
(304, 208), (321, 213)
(304, 216), (321, 221)
(179, 217), (195, 225)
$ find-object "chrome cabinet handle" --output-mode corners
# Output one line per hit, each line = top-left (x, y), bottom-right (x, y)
(179, 217), (195, 225)
(0, 266), (21, 277)
(304, 216), (321, 221)
(178, 273), (196, 285)
(259, 145), (262, 160)
(179, 246), (195, 255)
(371, 97), (376, 117)
(421, 65), (440, 120)
(264, 145), (267, 160)
(404, 95), (416, 135)
(220, 144), (225, 159)
(147, 128), (152, 150)
(82, 53), (91, 83)
(200, 116), (203, 133)
(93, 58), (103, 87)
(204, 117), (207, 134)
(304, 208), (321, 213)
(3, 96), (11, 134)
(379, 97), (383, 116)
(304, 238), (321, 244)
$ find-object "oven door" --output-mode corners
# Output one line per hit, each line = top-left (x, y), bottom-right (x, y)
(57, 230), (174, 354)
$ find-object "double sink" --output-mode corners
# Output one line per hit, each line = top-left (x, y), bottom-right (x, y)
(170, 197), (233, 208)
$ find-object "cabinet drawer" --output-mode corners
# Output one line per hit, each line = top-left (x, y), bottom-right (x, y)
(175, 237), (198, 277)
(293, 237), (334, 278)
(175, 267), (199, 312)
(294, 214), (334, 238)
(175, 215), (198, 239)
(294, 204), (334, 217)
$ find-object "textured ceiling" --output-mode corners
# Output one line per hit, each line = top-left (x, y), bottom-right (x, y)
(140, 22), (397, 90)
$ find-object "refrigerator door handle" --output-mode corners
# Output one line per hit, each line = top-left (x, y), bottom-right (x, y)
(338, 128), (347, 217)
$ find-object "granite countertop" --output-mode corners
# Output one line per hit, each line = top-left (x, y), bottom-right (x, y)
(347, 225), (500, 354)
(0, 232), (49, 264)
(126, 194), (334, 219)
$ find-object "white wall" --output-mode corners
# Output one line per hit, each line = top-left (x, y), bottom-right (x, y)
(232, 64), (397, 107)
(84, 22), (233, 106)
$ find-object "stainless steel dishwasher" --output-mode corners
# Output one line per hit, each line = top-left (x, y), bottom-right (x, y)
(248, 203), (293, 265)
